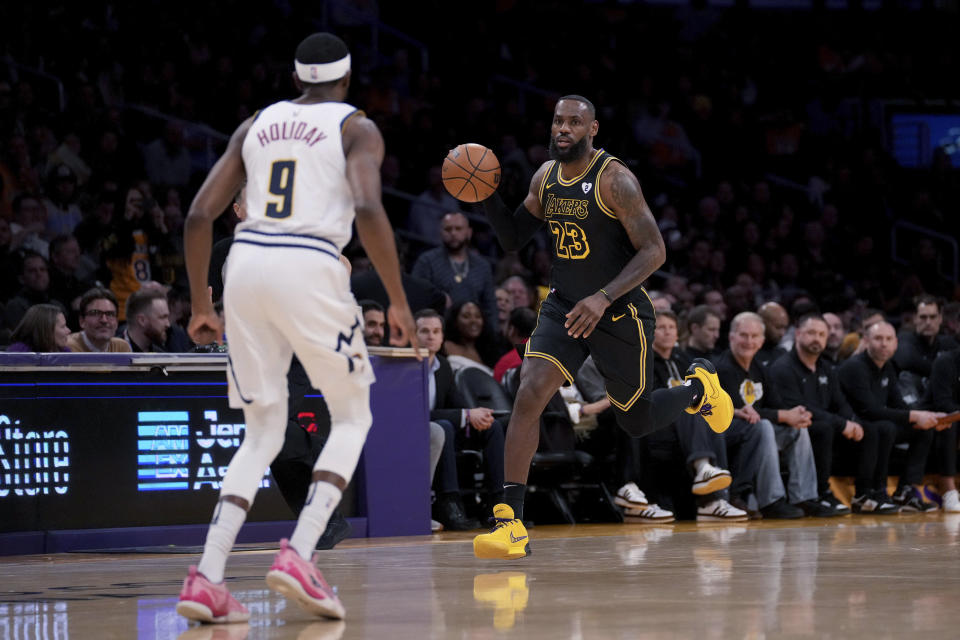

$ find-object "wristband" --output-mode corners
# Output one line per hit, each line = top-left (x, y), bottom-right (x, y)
(599, 288), (613, 304)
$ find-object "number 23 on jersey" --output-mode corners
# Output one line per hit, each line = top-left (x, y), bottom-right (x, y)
(549, 220), (590, 259)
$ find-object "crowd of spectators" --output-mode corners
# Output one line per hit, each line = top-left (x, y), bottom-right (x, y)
(2, 3), (959, 525)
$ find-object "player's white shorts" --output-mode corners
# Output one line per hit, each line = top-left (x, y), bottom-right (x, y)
(222, 239), (374, 409)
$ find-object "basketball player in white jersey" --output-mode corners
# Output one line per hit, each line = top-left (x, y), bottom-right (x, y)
(176, 32), (418, 623)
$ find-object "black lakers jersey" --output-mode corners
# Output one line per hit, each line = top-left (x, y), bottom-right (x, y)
(537, 149), (637, 302)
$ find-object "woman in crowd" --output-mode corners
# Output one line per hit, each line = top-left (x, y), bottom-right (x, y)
(443, 300), (504, 375)
(6, 303), (71, 352)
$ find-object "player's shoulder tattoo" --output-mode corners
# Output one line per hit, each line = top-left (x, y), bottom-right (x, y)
(604, 163), (645, 213)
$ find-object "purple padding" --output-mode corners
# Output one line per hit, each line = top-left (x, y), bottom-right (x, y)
(362, 356), (431, 537)
(0, 531), (45, 555)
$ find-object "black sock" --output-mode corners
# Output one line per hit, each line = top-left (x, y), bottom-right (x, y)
(503, 483), (526, 520)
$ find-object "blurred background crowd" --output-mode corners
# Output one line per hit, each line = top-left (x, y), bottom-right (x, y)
(2, 1), (959, 524)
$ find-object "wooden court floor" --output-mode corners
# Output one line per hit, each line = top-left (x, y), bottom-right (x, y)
(2, 514), (959, 639)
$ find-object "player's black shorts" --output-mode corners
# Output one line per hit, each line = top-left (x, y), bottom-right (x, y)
(525, 287), (656, 413)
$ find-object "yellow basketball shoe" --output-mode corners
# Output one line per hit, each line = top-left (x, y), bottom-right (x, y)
(473, 504), (531, 559)
(684, 358), (734, 434)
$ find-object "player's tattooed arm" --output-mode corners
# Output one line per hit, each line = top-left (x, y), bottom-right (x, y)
(600, 164), (666, 301)
(480, 162), (548, 252)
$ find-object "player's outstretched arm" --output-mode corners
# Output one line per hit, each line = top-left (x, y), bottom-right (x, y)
(184, 116), (253, 344)
(344, 115), (419, 355)
(479, 163), (548, 252)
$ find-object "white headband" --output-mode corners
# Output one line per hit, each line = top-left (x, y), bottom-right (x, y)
(295, 54), (351, 83)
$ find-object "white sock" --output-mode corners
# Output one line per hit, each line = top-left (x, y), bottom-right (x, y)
(197, 499), (247, 583)
(289, 481), (342, 560)
(693, 457), (710, 474)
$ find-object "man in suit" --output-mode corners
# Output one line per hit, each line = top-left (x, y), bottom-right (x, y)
(415, 308), (506, 530)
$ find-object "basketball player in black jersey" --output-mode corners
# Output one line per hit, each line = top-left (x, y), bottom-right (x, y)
(467, 95), (734, 559)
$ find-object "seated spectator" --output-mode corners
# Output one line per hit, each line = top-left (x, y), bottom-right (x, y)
(894, 295), (957, 380)
(682, 304), (722, 361)
(501, 275), (536, 311)
(821, 312), (846, 365)
(647, 289), (673, 313)
(416, 309), (506, 530)
(443, 300), (503, 376)
(839, 321), (944, 513)
(359, 299), (386, 346)
(716, 312), (821, 519)
(837, 307), (884, 361)
(756, 301), (789, 367)
(925, 348), (960, 512)
(66, 287), (131, 353)
(407, 166), (460, 245)
(6, 303), (71, 352)
(411, 212), (498, 332)
(493, 307), (537, 383)
(649, 310), (746, 522)
(495, 286), (514, 337)
(769, 314), (860, 516)
(43, 164), (83, 237)
(4, 251), (56, 332)
(47, 234), (94, 325)
(122, 288), (171, 352)
(9, 193), (50, 258)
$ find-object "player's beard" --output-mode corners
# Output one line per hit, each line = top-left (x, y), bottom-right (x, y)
(549, 134), (589, 163)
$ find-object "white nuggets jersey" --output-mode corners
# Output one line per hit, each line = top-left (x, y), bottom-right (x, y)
(238, 100), (362, 253)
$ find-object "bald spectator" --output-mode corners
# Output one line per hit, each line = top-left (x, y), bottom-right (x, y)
(894, 295), (957, 380)
(67, 287), (131, 353)
(822, 312), (846, 364)
(756, 301), (789, 367)
(684, 304), (722, 361)
(716, 312), (821, 519)
(839, 322), (944, 513)
(412, 212), (498, 331)
(122, 288), (171, 352)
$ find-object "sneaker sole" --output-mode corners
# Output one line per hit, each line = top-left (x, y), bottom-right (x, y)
(691, 474), (732, 495)
(265, 570), (345, 620)
(473, 538), (529, 560)
(697, 514), (749, 522)
(614, 497), (650, 509)
(175, 600), (250, 624)
(624, 515), (676, 523)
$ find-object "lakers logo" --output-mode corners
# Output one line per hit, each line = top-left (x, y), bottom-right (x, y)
(739, 379), (763, 406)
(668, 377), (684, 388)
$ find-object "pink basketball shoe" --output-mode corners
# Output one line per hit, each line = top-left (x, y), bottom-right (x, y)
(265, 538), (345, 619)
(176, 566), (250, 623)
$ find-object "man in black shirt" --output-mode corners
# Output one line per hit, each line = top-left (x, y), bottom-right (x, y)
(656, 311), (747, 521)
(923, 349), (960, 512)
(683, 304), (722, 361)
(756, 301), (789, 367)
(716, 312), (825, 518)
(770, 314), (865, 516)
(894, 295), (958, 379)
(839, 321), (944, 513)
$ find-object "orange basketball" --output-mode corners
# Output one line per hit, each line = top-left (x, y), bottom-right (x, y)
(441, 143), (501, 203)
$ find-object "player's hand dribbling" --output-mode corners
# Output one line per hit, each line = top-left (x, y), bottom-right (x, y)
(388, 304), (422, 360)
(188, 286), (223, 345)
(565, 292), (610, 339)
